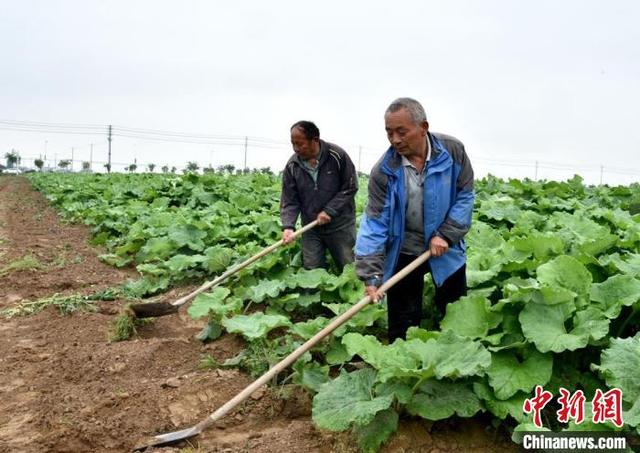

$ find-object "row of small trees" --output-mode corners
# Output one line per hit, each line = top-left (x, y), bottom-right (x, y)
(5, 151), (273, 175)
(123, 162), (274, 175)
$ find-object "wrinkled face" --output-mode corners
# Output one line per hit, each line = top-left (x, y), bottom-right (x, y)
(290, 126), (319, 161)
(384, 108), (428, 157)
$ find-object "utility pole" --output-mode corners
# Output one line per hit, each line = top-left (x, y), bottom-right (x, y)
(90, 143), (93, 170)
(600, 165), (604, 185)
(243, 136), (248, 171)
(107, 125), (113, 173)
(71, 147), (74, 172)
(44, 140), (48, 166)
(534, 161), (538, 181)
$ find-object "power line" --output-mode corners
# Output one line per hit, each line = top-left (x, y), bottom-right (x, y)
(0, 126), (107, 136)
(0, 119), (107, 129)
(113, 125), (246, 141)
(112, 132), (247, 146)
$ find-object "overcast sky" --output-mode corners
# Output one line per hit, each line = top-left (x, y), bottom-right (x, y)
(1, 0), (639, 184)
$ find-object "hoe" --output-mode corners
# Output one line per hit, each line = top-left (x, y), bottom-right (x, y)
(133, 250), (431, 451)
(128, 220), (319, 318)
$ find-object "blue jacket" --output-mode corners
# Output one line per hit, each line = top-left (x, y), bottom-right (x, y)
(355, 133), (475, 286)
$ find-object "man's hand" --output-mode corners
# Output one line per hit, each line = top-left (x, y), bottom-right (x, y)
(282, 228), (296, 244)
(429, 235), (449, 257)
(365, 285), (384, 303)
(317, 211), (332, 225)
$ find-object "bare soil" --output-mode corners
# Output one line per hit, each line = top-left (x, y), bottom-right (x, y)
(0, 176), (517, 453)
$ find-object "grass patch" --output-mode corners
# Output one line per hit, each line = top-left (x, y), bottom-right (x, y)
(0, 254), (43, 276)
(108, 309), (154, 342)
(1, 288), (118, 318)
(179, 445), (205, 453)
(198, 354), (221, 370)
(2, 294), (96, 317)
(52, 253), (84, 268)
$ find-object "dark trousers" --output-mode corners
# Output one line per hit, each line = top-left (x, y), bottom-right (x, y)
(301, 224), (355, 272)
(387, 253), (467, 342)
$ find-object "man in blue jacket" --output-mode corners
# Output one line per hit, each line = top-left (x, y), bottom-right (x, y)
(355, 98), (475, 342)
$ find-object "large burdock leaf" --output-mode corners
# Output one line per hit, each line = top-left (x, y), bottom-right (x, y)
(570, 307), (610, 342)
(221, 312), (291, 340)
(342, 334), (419, 382)
(599, 252), (640, 278)
(466, 221), (508, 287)
(624, 400), (640, 427)
(287, 268), (330, 289)
(486, 348), (553, 400)
(202, 245), (234, 273)
(312, 369), (393, 431)
(324, 303), (386, 332)
(406, 380), (481, 420)
(165, 254), (205, 272)
(473, 381), (527, 423)
(419, 330), (492, 379)
(272, 292), (322, 311)
(322, 263), (358, 291)
(511, 232), (564, 260)
(548, 211), (617, 257)
(353, 408), (399, 453)
(496, 277), (576, 307)
(168, 223), (206, 251)
(342, 331), (491, 382)
(136, 237), (175, 262)
(290, 317), (330, 340)
(375, 381), (413, 405)
(187, 287), (234, 319)
(592, 333), (640, 403)
(478, 196), (522, 224)
(590, 275), (640, 318)
(229, 191), (261, 211)
(536, 255), (592, 304)
(520, 303), (609, 353)
(292, 360), (329, 393)
(441, 294), (503, 339)
(247, 279), (287, 303)
(520, 302), (576, 352)
(325, 338), (353, 365)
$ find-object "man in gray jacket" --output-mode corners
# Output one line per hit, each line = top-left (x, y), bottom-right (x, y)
(280, 120), (358, 271)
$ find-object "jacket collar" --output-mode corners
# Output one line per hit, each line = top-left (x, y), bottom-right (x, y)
(381, 133), (448, 177)
(290, 139), (327, 167)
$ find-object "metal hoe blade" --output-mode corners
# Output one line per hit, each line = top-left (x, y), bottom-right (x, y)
(133, 426), (202, 451)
